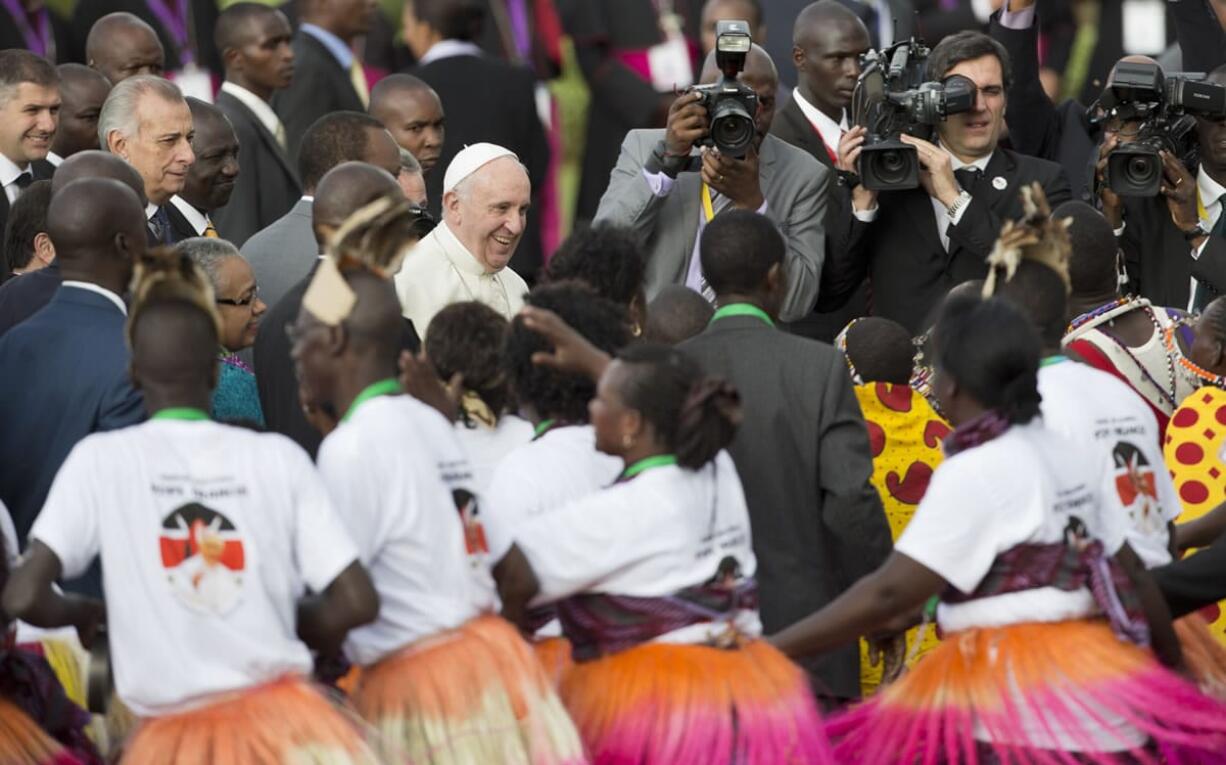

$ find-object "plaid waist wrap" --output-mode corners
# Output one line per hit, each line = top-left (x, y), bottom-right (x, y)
(943, 536), (1151, 646)
(556, 578), (759, 662)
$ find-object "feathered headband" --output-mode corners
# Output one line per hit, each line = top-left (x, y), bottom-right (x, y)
(981, 182), (1073, 298)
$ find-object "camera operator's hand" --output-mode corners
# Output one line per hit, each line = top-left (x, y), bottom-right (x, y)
(701, 146), (764, 211)
(899, 134), (961, 208)
(1096, 135), (1123, 229)
(1160, 150), (1200, 233)
(838, 126), (878, 213)
(665, 91), (708, 158)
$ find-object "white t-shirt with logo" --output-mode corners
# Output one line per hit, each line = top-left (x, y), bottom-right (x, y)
(483, 424), (623, 564)
(316, 394), (495, 666)
(453, 414), (534, 495)
(1038, 360), (1180, 567)
(515, 451), (761, 645)
(30, 419), (359, 717)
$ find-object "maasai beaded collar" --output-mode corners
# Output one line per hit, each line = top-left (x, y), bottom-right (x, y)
(1163, 323), (1226, 389)
(834, 318), (865, 385)
(1067, 297), (1180, 410)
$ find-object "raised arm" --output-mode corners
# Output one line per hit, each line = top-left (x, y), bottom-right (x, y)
(3, 541), (105, 648)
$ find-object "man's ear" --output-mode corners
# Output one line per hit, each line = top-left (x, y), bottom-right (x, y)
(765, 261), (784, 294)
(791, 44), (804, 71)
(106, 130), (128, 161)
(327, 323), (347, 358)
(32, 232), (55, 265)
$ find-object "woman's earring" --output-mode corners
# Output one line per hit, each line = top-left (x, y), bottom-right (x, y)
(622, 433), (634, 448)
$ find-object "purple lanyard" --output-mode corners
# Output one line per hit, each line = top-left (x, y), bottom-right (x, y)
(143, 0), (193, 65)
(1, 0), (50, 59)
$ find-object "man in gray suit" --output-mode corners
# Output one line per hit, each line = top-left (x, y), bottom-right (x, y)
(680, 209), (893, 705)
(240, 110), (400, 311)
(593, 43), (828, 322)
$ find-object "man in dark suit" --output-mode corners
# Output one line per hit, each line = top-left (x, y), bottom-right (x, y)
(0, 51), (58, 258)
(0, 177), (146, 595)
(255, 161), (406, 456)
(72, 0), (221, 79)
(99, 75), (196, 247)
(81, 11), (166, 84)
(0, 0), (72, 63)
(0, 151), (145, 335)
(272, 0), (376, 160)
(403, 0), (550, 280)
(680, 209), (893, 705)
(48, 64), (111, 166)
(825, 30), (1071, 333)
(166, 98), (240, 241)
(212, 3), (300, 247)
(771, 0), (871, 341)
(241, 111), (400, 312)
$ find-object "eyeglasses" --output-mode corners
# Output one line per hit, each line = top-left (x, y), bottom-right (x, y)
(217, 286), (259, 307)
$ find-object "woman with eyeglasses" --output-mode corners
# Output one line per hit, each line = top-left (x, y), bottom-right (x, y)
(180, 237), (268, 427)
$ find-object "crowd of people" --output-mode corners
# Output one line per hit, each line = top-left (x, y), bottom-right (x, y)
(2, 0), (1226, 762)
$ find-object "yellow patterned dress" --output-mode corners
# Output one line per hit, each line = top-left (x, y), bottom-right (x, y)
(1164, 386), (1226, 647)
(853, 382), (951, 695)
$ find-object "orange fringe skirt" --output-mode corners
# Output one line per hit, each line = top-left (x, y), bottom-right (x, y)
(0, 697), (81, 765)
(532, 637), (573, 690)
(353, 614), (587, 764)
(1176, 612), (1226, 700)
(558, 638), (833, 764)
(121, 676), (379, 764)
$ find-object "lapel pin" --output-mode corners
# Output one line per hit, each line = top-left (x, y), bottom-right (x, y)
(992, 176), (1008, 191)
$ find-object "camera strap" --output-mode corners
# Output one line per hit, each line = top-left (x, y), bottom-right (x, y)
(701, 183), (717, 222)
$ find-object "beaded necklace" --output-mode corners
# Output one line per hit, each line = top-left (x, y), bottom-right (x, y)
(1163, 323), (1226, 389)
(1065, 297), (1180, 409)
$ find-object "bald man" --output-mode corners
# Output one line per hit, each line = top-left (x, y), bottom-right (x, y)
(593, 42), (829, 323)
(0, 177), (147, 595)
(0, 152), (146, 335)
(73, 0), (221, 79)
(82, 12), (165, 85)
(255, 161), (406, 457)
(213, 2), (300, 247)
(368, 74), (445, 177)
(167, 99), (240, 242)
(48, 64), (112, 165)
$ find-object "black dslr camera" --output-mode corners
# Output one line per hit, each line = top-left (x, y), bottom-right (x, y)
(687, 19), (759, 158)
(851, 39), (977, 191)
(1095, 60), (1226, 197)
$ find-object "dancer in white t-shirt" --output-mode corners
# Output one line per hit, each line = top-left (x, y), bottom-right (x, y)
(4, 250), (382, 764)
(290, 257), (586, 764)
(770, 294), (1226, 761)
(496, 310), (833, 764)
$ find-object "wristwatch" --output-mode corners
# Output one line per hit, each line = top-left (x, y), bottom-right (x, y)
(645, 139), (691, 179)
(945, 190), (972, 220)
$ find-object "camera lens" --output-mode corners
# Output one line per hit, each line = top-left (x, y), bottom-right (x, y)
(869, 149), (910, 186)
(1124, 155), (1157, 186)
(710, 99), (755, 156)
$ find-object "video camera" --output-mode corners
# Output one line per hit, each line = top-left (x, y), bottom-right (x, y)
(1094, 60), (1226, 197)
(686, 19), (759, 158)
(851, 39), (977, 191)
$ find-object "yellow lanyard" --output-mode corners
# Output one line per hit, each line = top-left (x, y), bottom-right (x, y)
(1198, 187), (1211, 223)
(701, 182), (716, 223)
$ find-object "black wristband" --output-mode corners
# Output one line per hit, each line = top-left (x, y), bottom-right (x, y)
(837, 169), (860, 191)
(646, 139), (690, 179)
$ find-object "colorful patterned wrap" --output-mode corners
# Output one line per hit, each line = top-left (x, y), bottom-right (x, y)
(121, 676), (380, 765)
(852, 382), (951, 694)
(353, 614), (588, 765)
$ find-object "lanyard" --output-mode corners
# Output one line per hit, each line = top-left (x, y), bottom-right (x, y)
(341, 378), (400, 422)
(1, 0), (49, 59)
(619, 454), (678, 481)
(144, 0), (193, 65)
(701, 182), (717, 223)
(1040, 354), (1068, 367)
(710, 303), (774, 327)
(152, 407), (209, 421)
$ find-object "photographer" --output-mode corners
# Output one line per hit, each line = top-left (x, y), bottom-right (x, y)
(1101, 64), (1226, 311)
(592, 37), (829, 323)
(822, 31), (1072, 333)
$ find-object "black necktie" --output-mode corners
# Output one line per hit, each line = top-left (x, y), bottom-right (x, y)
(12, 172), (32, 196)
(149, 206), (172, 245)
(954, 167), (983, 194)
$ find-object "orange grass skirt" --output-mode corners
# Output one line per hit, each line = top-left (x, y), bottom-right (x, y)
(121, 676), (378, 765)
(354, 614), (587, 764)
(0, 697), (81, 765)
(1176, 612), (1226, 700)
(532, 637), (573, 690)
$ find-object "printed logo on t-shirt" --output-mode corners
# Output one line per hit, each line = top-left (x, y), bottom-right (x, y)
(1112, 442), (1161, 533)
(159, 503), (246, 616)
(453, 488), (489, 559)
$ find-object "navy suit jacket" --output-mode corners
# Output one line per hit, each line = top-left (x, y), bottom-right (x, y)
(0, 262), (61, 337)
(0, 286), (144, 593)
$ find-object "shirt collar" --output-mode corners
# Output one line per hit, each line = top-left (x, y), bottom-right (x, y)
(1198, 166), (1226, 210)
(0, 152), (30, 188)
(792, 89), (846, 152)
(219, 81), (285, 139)
(45, 151), (63, 167)
(419, 39), (483, 66)
(169, 195), (209, 235)
(300, 23), (353, 70)
(61, 280), (127, 315)
(145, 201), (160, 221)
(941, 141), (993, 173)
(438, 220), (495, 276)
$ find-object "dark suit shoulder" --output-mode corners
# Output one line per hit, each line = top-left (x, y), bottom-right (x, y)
(682, 319), (842, 366)
(1002, 147), (1066, 182)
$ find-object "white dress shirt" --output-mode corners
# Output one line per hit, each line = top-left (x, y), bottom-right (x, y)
(0, 152), (32, 205)
(61, 281), (127, 315)
(418, 39), (483, 66)
(169, 195), (211, 236)
(45, 151), (63, 167)
(219, 82), (287, 148)
(792, 90), (847, 160)
(1189, 167), (1226, 308)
